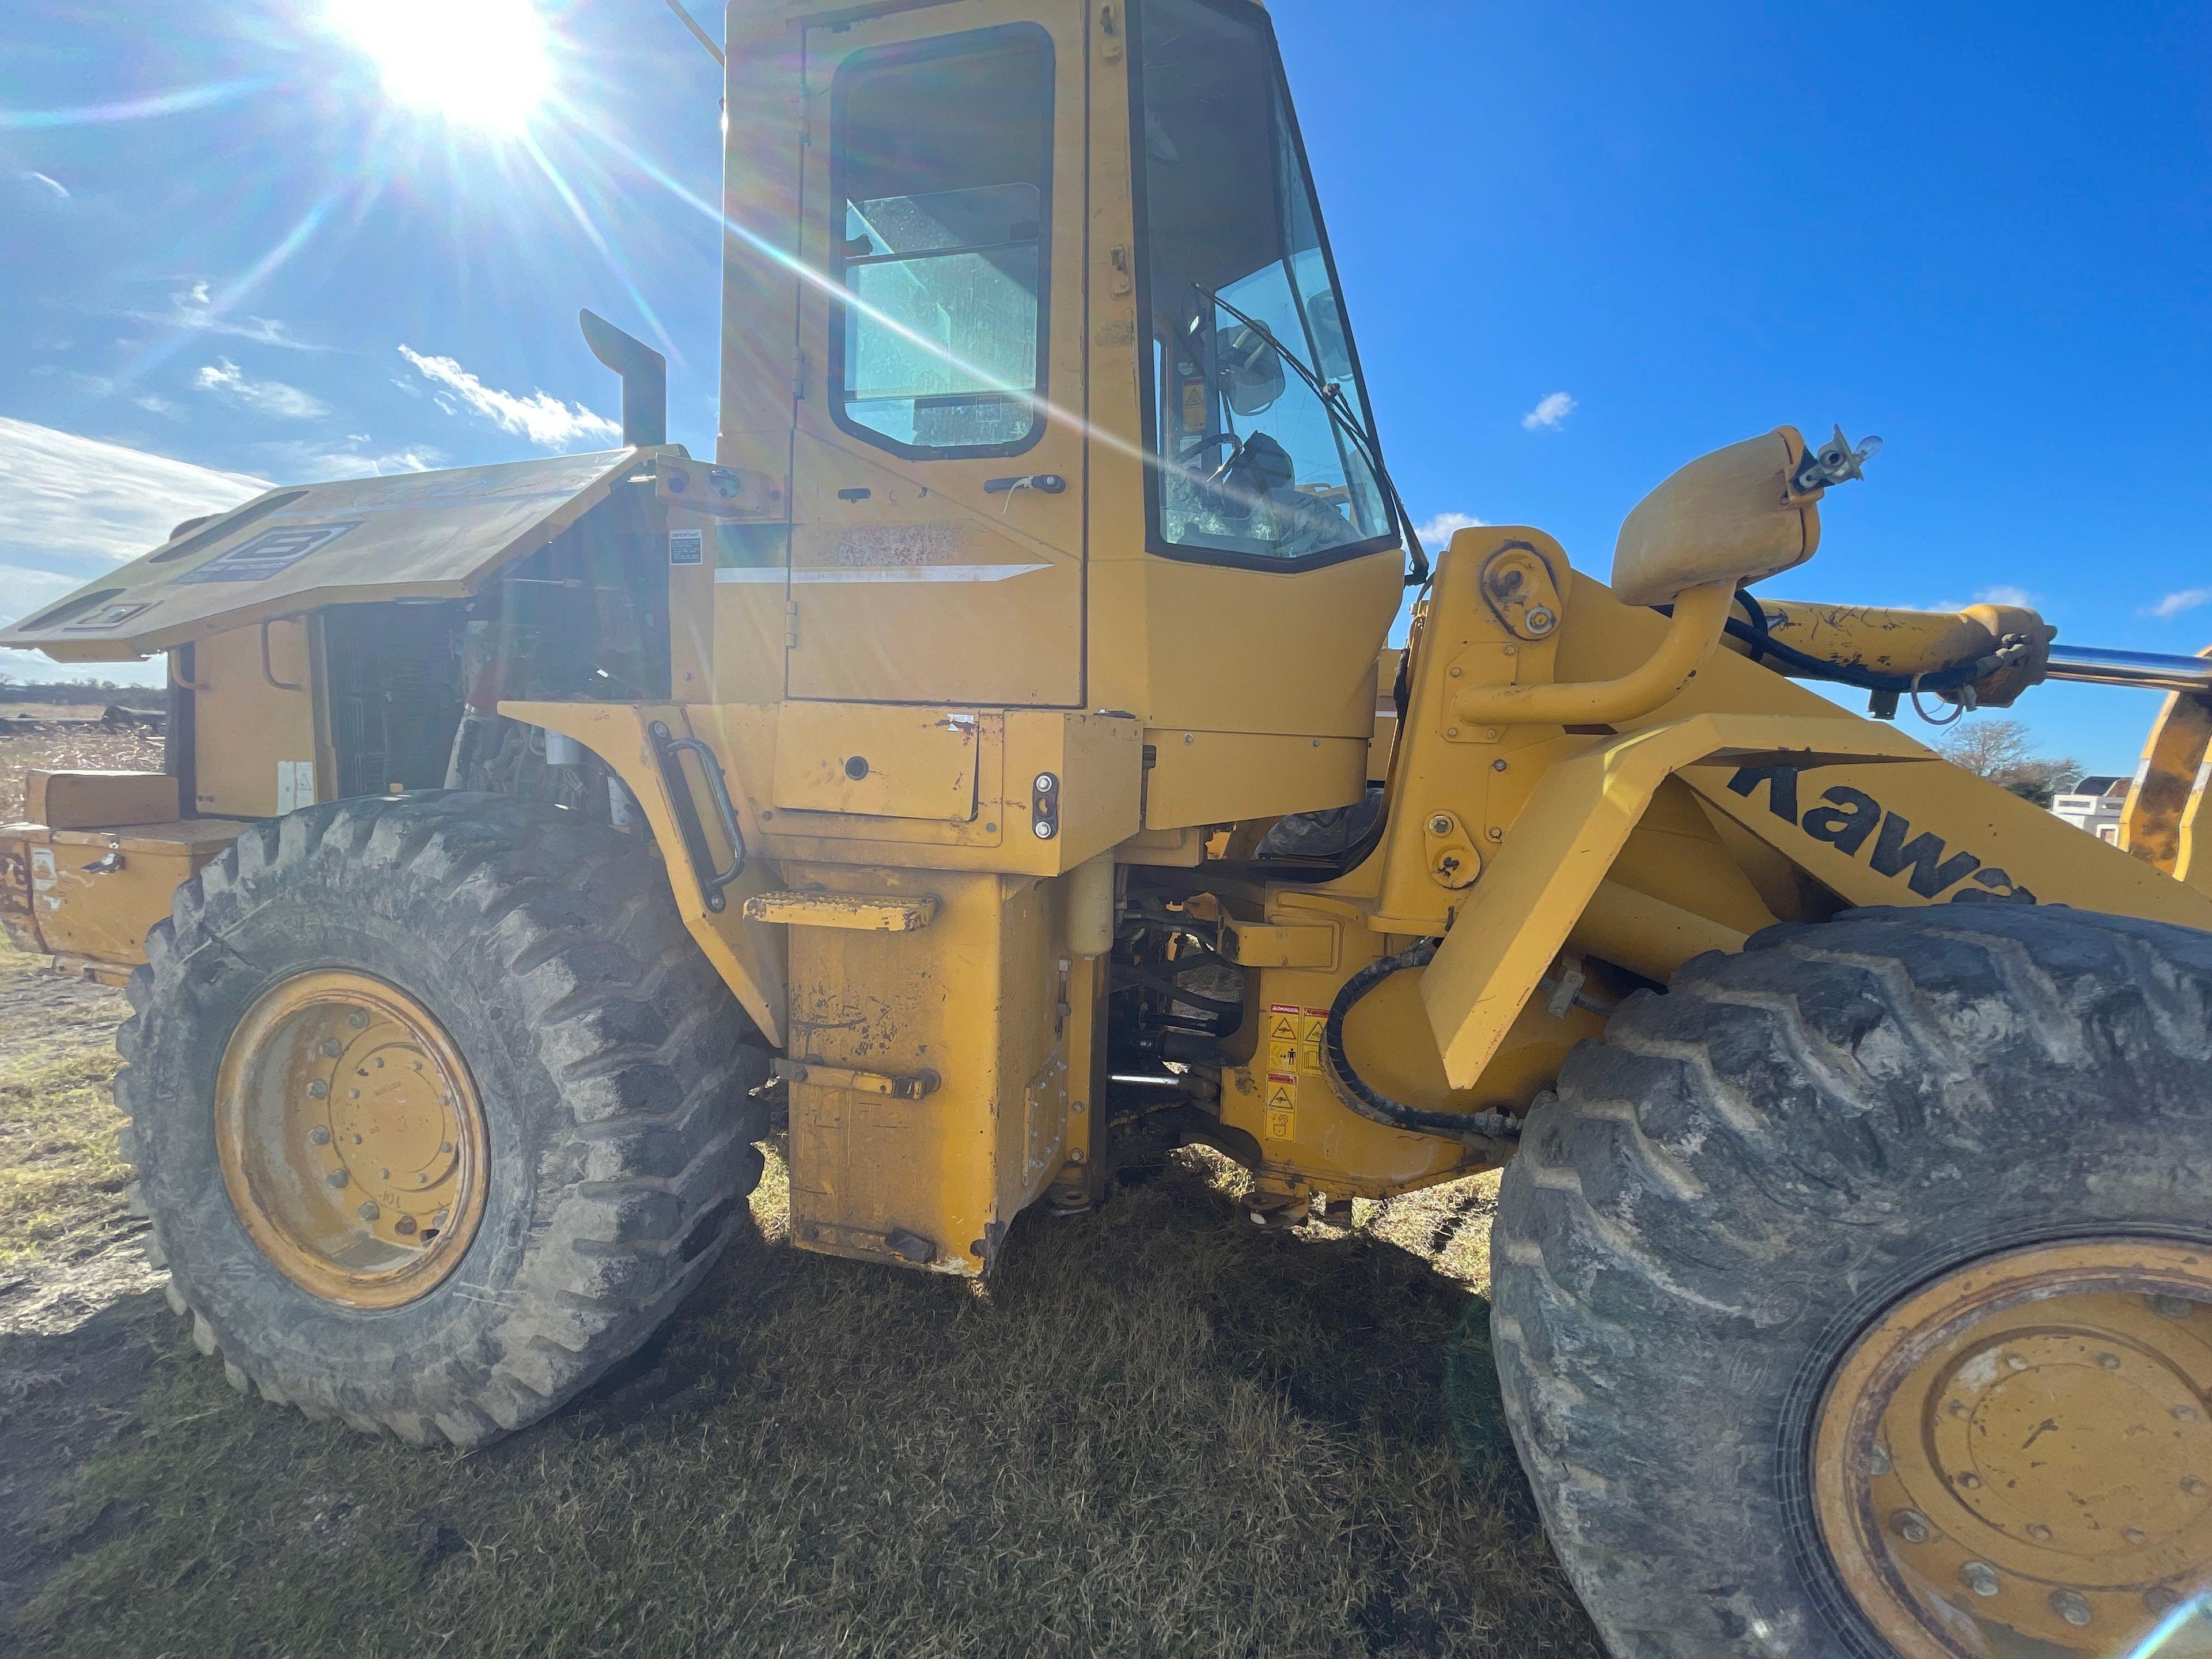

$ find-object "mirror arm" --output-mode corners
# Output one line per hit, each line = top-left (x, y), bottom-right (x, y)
(1452, 581), (1735, 726)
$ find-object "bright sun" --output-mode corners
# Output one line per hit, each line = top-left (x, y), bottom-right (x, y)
(327, 0), (554, 133)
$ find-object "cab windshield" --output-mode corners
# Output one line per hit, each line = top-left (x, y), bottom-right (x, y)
(1134, 0), (1395, 567)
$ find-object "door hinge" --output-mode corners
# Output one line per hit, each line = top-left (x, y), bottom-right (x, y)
(792, 351), (809, 400)
(1100, 2), (1123, 60)
(785, 601), (801, 648)
(1109, 244), (1132, 297)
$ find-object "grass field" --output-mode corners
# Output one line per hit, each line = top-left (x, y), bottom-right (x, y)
(0, 914), (1600, 1658)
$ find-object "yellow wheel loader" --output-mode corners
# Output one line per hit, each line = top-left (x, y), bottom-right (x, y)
(7, 3), (2212, 1654)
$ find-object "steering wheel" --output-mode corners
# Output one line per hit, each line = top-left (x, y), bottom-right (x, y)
(1179, 431), (1245, 474)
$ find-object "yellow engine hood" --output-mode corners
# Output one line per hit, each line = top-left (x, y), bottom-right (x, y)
(1, 448), (657, 661)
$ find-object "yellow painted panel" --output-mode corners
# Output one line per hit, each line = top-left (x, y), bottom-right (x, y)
(190, 620), (321, 817)
(772, 702), (980, 822)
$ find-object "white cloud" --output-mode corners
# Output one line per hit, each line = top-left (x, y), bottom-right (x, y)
(399, 346), (620, 449)
(24, 171), (69, 199)
(195, 357), (329, 421)
(1974, 585), (2033, 607)
(132, 393), (179, 416)
(2149, 588), (2212, 620)
(1415, 511), (1486, 546)
(1521, 391), (1576, 431)
(126, 280), (320, 351)
(0, 418), (265, 682)
(259, 435), (445, 480)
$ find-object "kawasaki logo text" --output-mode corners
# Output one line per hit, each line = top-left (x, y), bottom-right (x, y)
(1726, 767), (2036, 904)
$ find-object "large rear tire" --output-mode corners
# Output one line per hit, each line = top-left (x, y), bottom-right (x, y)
(1491, 904), (2212, 1658)
(118, 794), (769, 1446)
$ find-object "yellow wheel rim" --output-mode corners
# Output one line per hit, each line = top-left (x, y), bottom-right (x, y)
(215, 969), (487, 1309)
(1813, 1238), (2212, 1657)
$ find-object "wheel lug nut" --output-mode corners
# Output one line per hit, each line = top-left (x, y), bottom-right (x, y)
(1956, 1473), (1982, 1489)
(308, 1126), (331, 1146)
(305, 1080), (327, 1100)
(357, 1201), (380, 1222)
(347, 1009), (369, 1029)
(1892, 1510), (1932, 1545)
(2097, 1352), (2122, 1370)
(2002, 1353), (2027, 1371)
(395, 1215), (418, 1237)
(2146, 1587), (2180, 1616)
(1946, 1399), (1969, 1418)
(1960, 1562), (2001, 1599)
(320, 1039), (342, 1058)
(1866, 1442), (1892, 1476)
(2150, 1294), (2194, 1319)
(326, 1168), (349, 1188)
(2049, 1590), (2092, 1627)
(2124, 1527), (2148, 1546)
(2027, 1523), (2052, 1541)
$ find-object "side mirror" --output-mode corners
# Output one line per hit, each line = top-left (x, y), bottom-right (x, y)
(1611, 426), (1828, 607)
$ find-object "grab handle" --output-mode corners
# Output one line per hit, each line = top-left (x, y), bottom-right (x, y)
(649, 721), (745, 910)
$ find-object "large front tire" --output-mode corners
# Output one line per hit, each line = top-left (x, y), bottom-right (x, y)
(1491, 905), (2212, 1659)
(118, 795), (769, 1447)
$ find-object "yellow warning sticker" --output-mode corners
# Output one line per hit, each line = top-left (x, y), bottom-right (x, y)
(1265, 1105), (1296, 1141)
(1298, 1040), (1323, 1073)
(1268, 1041), (1300, 1074)
(1299, 1014), (1327, 1044)
(1268, 1014), (1298, 1041)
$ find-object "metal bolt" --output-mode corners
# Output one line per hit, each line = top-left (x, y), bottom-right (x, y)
(306, 1080), (327, 1100)
(1866, 1443), (1892, 1477)
(320, 1039), (343, 1058)
(380, 1168), (391, 1180)
(1428, 815), (1454, 835)
(1947, 1399), (1970, 1417)
(1957, 1473), (1982, 1490)
(1183, 732), (1194, 745)
(2028, 1523), (2053, 1541)
(1492, 757), (1508, 772)
(308, 1125), (331, 1146)
(1526, 608), (1556, 635)
(2175, 1404), (2198, 1421)
(2003, 1352), (2027, 1371)
(1892, 1510), (1932, 1545)
(439, 1141), (454, 1155)
(1502, 644), (1516, 656)
(357, 1200), (380, 1222)
(348, 1088), (360, 1100)
(1445, 727), (1460, 739)
(1486, 826), (1503, 841)
(395, 1215), (418, 1237)
(1448, 665), (1463, 678)
(2152, 1294), (2195, 1319)
(347, 1009), (369, 1029)
(2050, 1590), (2092, 1627)
(2146, 1588), (2180, 1616)
(2124, 1528), (2148, 1546)
(2182, 1476), (2207, 1497)
(2097, 1352), (2122, 1370)
(326, 1168), (349, 1188)
(1960, 1562), (2001, 1599)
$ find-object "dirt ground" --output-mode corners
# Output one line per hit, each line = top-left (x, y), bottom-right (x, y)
(0, 931), (1595, 1659)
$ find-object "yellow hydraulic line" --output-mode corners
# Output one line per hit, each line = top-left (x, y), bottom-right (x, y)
(1452, 581), (1735, 727)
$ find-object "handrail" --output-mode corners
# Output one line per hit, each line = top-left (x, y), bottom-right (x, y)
(259, 619), (305, 692)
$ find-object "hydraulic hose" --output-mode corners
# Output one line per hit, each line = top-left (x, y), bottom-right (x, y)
(1323, 940), (1521, 1146)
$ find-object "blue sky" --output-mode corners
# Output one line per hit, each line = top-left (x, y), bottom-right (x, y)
(3, 0), (2206, 772)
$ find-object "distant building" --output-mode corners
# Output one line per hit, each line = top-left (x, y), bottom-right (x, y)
(2051, 775), (2129, 843)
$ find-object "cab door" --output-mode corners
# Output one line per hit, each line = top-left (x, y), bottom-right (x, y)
(789, 2), (1087, 708)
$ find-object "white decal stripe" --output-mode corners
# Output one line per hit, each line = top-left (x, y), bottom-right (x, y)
(714, 563), (1052, 585)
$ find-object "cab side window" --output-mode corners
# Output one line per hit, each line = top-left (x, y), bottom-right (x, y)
(832, 28), (1053, 458)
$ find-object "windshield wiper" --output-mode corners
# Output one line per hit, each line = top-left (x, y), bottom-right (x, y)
(1197, 287), (1429, 587)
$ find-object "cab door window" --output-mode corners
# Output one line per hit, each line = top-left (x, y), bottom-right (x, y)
(832, 27), (1054, 458)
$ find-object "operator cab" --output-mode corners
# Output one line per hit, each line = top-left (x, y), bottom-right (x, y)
(1132, 0), (1396, 570)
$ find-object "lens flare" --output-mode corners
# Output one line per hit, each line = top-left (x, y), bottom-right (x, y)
(327, 0), (553, 132)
